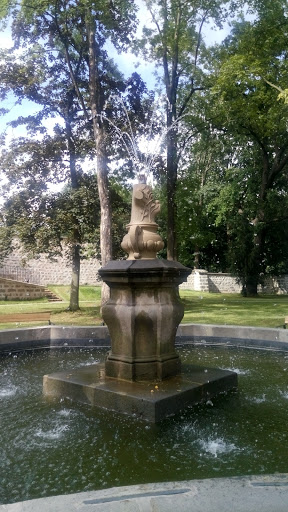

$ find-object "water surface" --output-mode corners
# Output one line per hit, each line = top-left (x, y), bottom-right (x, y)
(1, 345), (288, 504)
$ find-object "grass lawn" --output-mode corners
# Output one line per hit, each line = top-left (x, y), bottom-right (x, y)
(181, 290), (288, 328)
(0, 286), (102, 329)
(0, 286), (288, 329)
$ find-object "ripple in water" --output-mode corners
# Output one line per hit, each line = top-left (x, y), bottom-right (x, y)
(199, 437), (238, 458)
(250, 393), (267, 403)
(221, 367), (250, 375)
(0, 384), (18, 398)
(56, 408), (74, 417)
(34, 424), (69, 441)
(77, 359), (100, 367)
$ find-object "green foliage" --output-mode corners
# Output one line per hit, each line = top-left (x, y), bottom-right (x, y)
(176, 130), (230, 270)
(200, 9), (288, 293)
(0, 224), (13, 264)
(0, 0), (16, 19)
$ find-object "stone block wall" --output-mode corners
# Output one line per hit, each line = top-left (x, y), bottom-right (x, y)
(0, 245), (101, 286)
(180, 269), (288, 295)
(260, 275), (288, 294)
(208, 273), (242, 293)
(0, 278), (46, 300)
(180, 269), (210, 292)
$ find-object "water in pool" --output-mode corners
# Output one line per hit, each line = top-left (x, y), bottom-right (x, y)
(1, 344), (288, 504)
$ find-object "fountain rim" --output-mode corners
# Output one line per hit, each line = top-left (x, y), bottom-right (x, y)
(1, 322), (288, 353)
(1, 475), (288, 511)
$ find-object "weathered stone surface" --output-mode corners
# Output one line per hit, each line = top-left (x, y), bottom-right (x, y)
(121, 184), (164, 260)
(2, 475), (288, 511)
(0, 241), (101, 286)
(99, 260), (191, 381)
(2, 323), (288, 354)
(180, 269), (288, 294)
(43, 363), (237, 423)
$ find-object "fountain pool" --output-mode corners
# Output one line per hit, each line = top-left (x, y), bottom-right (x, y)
(1, 336), (288, 505)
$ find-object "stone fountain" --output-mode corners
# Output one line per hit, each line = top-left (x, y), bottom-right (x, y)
(43, 184), (237, 422)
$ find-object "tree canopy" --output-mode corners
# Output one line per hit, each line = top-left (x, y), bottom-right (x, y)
(1, 0), (288, 298)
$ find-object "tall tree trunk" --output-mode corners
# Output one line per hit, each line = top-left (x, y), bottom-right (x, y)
(70, 236), (81, 310)
(162, 1), (180, 261)
(243, 152), (268, 297)
(66, 110), (81, 311)
(242, 221), (265, 297)
(193, 246), (200, 268)
(86, 13), (112, 305)
(166, 124), (178, 260)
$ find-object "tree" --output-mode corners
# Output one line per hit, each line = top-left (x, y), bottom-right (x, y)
(0, 127), (102, 307)
(0, 136), (131, 305)
(176, 129), (230, 270)
(137, 0), (230, 260)
(208, 9), (288, 294)
(3, 0), (137, 303)
(0, 29), (99, 309)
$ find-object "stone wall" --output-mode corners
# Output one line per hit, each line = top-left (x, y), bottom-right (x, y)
(207, 273), (242, 293)
(260, 275), (288, 294)
(0, 245), (101, 286)
(0, 278), (45, 300)
(2, 242), (288, 294)
(180, 269), (288, 294)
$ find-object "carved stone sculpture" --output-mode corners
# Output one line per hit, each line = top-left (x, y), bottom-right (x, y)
(121, 184), (164, 259)
(99, 183), (191, 381)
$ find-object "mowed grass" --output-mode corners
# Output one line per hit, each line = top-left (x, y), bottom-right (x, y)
(0, 285), (102, 329)
(0, 286), (288, 329)
(181, 290), (288, 328)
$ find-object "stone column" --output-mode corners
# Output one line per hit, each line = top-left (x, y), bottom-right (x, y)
(99, 259), (190, 381)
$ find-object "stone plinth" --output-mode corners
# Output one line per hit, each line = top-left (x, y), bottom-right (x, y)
(43, 363), (237, 423)
(99, 259), (191, 381)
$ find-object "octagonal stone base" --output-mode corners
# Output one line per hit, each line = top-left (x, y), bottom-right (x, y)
(43, 364), (237, 423)
(99, 259), (191, 382)
(104, 354), (181, 382)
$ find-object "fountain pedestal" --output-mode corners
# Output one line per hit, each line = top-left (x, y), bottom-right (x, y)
(43, 183), (237, 422)
(99, 259), (190, 381)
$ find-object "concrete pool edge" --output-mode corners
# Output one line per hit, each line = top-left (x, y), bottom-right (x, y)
(1, 475), (288, 511)
(1, 323), (288, 352)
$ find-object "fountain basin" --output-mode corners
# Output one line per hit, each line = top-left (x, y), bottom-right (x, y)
(2, 323), (288, 506)
(1, 322), (288, 354)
